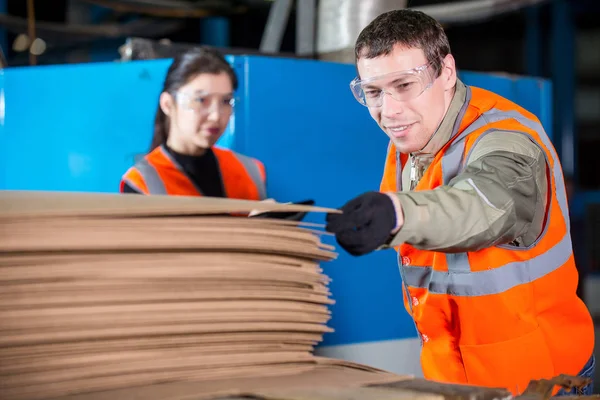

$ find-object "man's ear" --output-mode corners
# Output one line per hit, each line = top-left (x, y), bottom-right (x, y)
(159, 92), (174, 117)
(441, 54), (457, 92)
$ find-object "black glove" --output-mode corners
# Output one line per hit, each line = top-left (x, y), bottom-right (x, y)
(325, 192), (397, 256)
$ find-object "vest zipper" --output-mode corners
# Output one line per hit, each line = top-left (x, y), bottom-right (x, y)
(404, 155), (424, 346)
(409, 155), (417, 190)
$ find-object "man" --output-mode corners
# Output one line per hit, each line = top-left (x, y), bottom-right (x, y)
(325, 9), (595, 395)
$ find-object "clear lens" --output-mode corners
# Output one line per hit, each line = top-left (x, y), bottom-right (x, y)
(350, 62), (437, 107)
(176, 92), (236, 114)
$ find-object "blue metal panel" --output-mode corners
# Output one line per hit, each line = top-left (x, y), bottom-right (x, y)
(0, 55), (554, 349)
(1, 60), (167, 191)
(0, 59), (239, 192)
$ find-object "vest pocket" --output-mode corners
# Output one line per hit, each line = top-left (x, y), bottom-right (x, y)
(458, 327), (554, 393)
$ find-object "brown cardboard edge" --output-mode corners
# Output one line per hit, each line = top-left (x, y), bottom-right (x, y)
(0, 191), (341, 219)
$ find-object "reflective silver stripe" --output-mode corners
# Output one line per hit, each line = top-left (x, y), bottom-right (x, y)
(441, 135), (468, 185)
(440, 86), (472, 185)
(235, 152), (267, 200)
(135, 159), (167, 194)
(474, 109), (570, 227)
(401, 107), (573, 296)
(403, 233), (572, 295)
(444, 253), (470, 273)
(441, 108), (570, 228)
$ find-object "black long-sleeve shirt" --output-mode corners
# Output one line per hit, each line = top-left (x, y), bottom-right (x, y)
(122, 145), (225, 197)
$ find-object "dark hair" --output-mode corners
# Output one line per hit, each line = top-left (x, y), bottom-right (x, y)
(150, 46), (238, 152)
(354, 9), (450, 75)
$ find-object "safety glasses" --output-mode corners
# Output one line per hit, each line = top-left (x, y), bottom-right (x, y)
(350, 61), (439, 107)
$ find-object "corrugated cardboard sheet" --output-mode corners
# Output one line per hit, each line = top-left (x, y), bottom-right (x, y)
(0, 191), (409, 400)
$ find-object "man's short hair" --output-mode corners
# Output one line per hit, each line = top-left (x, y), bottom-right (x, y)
(355, 9), (451, 74)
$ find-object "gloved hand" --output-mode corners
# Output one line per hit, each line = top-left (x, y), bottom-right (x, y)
(325, 192), (397, 256)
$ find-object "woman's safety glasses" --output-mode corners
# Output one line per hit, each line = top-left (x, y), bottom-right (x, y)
(350, 61), (439, 108)
(175, 92), (237, 115)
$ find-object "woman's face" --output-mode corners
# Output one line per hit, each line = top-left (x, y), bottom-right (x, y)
(161, 72), (234, 155)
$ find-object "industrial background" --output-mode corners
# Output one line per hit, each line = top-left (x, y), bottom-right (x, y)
(1, 0), (599, 393)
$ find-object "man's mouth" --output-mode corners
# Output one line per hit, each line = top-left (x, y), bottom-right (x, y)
(387, 123), (415, 137)
(389, 125), (410, 132)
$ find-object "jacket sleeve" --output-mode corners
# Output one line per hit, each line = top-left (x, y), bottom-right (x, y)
(386, 131), (548, 252)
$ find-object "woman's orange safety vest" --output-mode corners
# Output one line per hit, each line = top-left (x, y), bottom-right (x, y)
(120, 145), (267, 200)
(380, 86), (594, 394)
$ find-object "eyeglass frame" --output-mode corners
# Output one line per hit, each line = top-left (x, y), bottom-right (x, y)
(349, 60), (440, 108)
(173, 90), (238, 114)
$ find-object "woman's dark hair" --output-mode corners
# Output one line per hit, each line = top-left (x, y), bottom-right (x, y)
(149, 46), (238, 152)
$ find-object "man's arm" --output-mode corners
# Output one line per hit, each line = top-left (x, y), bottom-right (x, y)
(387, 131), (548, 252)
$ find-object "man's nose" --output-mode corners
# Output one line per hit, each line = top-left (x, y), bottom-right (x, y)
(380, 92), (405, 118)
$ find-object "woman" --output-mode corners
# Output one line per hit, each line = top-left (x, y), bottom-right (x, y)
(120, 47), (266, 201)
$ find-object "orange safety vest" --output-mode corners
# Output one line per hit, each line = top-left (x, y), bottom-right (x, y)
(120, 145), (267, 200)
(380, 86), (594, 394)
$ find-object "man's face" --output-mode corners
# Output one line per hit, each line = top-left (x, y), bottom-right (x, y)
(356, 45), (457, 154)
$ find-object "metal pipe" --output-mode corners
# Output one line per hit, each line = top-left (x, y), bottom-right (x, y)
(412, 0), (550, 24)
(316, 0), (407, 57)
(316, 0), (549, 62)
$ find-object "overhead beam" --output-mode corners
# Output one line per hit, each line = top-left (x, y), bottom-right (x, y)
(296, 0), (315, 56)
(259, 0), (293, 53)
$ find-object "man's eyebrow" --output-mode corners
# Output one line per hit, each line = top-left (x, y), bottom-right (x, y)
(362, 75), (413, 90)
(389, 77), (411, 85)
(362, 83), (382, 90)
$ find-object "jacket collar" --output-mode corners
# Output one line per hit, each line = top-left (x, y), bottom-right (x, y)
(415, 79), (468, 157)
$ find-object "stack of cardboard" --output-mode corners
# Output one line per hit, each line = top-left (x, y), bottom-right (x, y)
(1, 192), (589, 400)
(0, 191), (408, 400)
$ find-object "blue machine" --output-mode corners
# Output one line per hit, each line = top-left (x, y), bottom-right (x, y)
(0, 55), (552, 375)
